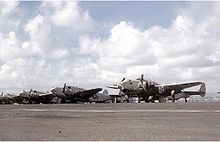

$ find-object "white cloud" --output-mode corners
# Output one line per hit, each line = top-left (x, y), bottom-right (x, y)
(0, 1), (19, 15)
(1, 1), (220, 95)
(52, 48), (69, 59)
(23, 14), (69, 60)
(0, 1), (20, 33)
(41, 1), (94, 31)
(0, 1), (96, 93)
(24, 15), (51, 41)
(0, 31), (22, 62)
(75, 2), (220, 93)
(0, 58), (51, 90)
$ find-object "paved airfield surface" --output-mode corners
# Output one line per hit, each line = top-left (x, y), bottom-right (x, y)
(0, 102), (220, 141)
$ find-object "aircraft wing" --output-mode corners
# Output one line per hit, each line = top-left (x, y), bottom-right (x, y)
(156, 81), (203, 91)
(75, 88), (103, 99)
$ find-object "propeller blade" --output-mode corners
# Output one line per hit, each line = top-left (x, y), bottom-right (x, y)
(141, 74), (144, 82)
(62, 83), (66, 93)
(121, 77), (125, 82)
(141, 84), (148, 93)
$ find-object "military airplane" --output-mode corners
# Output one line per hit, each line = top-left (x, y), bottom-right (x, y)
(0, 92), (13, 104)
(51, 84), (103, 103)
(0, 92), (22, 104)
(108, 74), (206, 103)
(16, 89), (54, 104)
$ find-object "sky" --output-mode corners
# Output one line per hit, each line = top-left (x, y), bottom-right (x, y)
(0, 1), (220, 95)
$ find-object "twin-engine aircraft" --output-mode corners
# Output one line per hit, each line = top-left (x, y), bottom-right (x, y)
(1, 84), (108, 104)
(17, 89), (54, 104)
(108, 74), (206, 103)
(50, 84), (104, 103)
(0, 90), (55, 104)
(0, 92), (18, 104)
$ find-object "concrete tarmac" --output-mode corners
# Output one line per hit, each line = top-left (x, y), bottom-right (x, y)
(0, 102), (220, 141)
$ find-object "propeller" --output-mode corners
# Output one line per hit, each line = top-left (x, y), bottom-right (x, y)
(29, 89), (33, 96)
(121, 77), (125, 82)
(140, 74), (144, 83)
(107, 77), (125, 90)
(62, 83), (67, 93)
(137, 74), (148, 93)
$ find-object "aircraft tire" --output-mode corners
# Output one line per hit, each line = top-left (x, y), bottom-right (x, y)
(61, 99), (66, 104)
(57, 98), (63, 104)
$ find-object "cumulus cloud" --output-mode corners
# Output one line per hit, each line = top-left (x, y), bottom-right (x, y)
(4, 1), (111, 92)
(0, 1), (97, 93)
(0, 1), (20, 33)
(41, 1), (94, 31)
(1, 1), (220, 95)
(21, 1), (95, 60)
(75, 2), (220, 92)
(0, 31), (20, 62)
(0, 1), (19, 15)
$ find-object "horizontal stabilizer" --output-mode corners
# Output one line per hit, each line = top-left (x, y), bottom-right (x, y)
(107, 86), (119, 89)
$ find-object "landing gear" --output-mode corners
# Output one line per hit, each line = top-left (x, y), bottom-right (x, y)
(113, 98), (117, 103)
(145, 96), (155, 103)
(185, 98), (187, 102)
(171, 90), (175, 102)
(172, 97), (175, 102)
(22, 98), (31, 104)
(151, 99), (155, 103)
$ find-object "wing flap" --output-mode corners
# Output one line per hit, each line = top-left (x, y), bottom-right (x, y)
(107, 85), (119, 89)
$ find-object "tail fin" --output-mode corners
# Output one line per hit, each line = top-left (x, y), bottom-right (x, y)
(182, 82), (206, 97)
(199, 83), (206, 97)
(103, 89), (108, 95)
